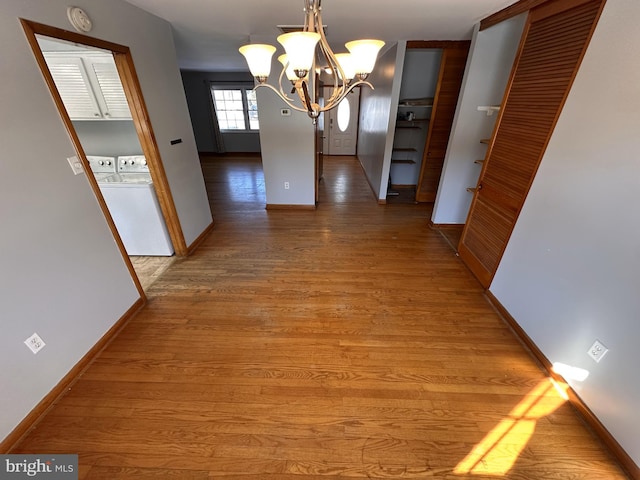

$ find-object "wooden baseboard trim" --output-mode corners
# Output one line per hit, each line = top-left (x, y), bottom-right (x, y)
(199, 152), (261, 157)
(186, 220), (215, 256)
(485, 290), (640, 480)
(429, 221), (464, 228)
(266, 204), (316, 211)
(0, 297), (146, 453)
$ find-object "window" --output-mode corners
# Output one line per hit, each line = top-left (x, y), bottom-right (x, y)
(210, 85), (260, 131)
(337, 97), (351, 132)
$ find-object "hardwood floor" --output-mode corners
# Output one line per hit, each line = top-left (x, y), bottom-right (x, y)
(13, 154), (629, 479)
(130, 255), (176, 290)
(433, 224), (464, 254)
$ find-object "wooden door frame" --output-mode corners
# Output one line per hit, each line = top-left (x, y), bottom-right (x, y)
(20, 19), (188, 294)
(411, 41), (470, 203)
(457, 0), (605, 288)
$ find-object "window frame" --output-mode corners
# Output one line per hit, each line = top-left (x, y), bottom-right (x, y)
(210, 83), (259, 132)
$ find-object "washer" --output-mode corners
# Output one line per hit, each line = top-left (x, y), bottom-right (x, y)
(90, 155), (174, 256)
(87, 155), (116, 180)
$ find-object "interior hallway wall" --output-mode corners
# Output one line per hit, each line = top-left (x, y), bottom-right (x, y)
(357, 42), (404, 200)
(491, 0), (640, 466)
(0, 0), (211, 444)
(432, 15), (526, 224)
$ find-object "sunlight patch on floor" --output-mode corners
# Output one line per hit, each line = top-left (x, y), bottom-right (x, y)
(454, 378), (569, 476)
(130, 255), (176, 290)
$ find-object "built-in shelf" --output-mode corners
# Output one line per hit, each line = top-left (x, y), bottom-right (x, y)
(477, 105), (501, 116)
(392, 147), (417, 152)
(391, 159), (416, 164)
(391, 98), (433, 187)
(469, 139), (489, 194)
(398, 97), (434, 108)
(396, 119), (429, 129)
(398, 104), (433, 109)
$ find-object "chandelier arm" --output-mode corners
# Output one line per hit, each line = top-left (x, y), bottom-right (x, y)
(276, 48), (316, 115)
(253, 83), (310, 114)
(319, 79), (374, 113)
(304, 0), (317, 32)
(275, 65), (312, 111)
(300, 80), (317, 116)
(276, 64), (301, 104)
(314, 5), (348, 106)
(318, 43), (344, 106)
(295, 79), (311, 110)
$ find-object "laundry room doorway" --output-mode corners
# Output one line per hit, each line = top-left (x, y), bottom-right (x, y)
(21, 19), (185, 293)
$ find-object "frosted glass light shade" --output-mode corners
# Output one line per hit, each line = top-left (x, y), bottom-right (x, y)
(278, 54), (299, 82)
(277, 32), (321, 73)
(334, 53), (355, 81)
(345, 39), (385, 74)
(239, 44), (277, 78)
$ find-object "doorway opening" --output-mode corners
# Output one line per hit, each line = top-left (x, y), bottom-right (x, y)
(388, 41), (469, 204)
(21, 19), (185, 293)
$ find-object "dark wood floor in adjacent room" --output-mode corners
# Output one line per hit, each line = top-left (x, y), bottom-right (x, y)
(13, 154), (629, 479)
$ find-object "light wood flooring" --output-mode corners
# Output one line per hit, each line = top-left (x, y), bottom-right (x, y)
(13, 154), (629, 479)
(130, 255), (176, 291)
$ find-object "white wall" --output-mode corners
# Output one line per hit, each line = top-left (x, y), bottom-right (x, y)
(0, 0), (211, 443)
(181, 70), (262, 153)
(432, 15), (525, 224)
(73, 120), (142, 156)
(358, 42), (404, 200)
(257, 61), (316, 206)
(490, 0), (640, 465)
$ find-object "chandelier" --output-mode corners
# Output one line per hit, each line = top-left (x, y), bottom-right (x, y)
(239, 0), (385, 123)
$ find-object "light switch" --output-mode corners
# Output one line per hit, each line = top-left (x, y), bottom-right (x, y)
(67, 156), (84, 175)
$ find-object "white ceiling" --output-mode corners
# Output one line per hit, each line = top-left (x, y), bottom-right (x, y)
(122, 0), (517, 72)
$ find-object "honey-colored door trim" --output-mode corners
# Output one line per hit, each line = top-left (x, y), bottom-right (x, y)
(458, 0), (606, 288)
(413, 41), (470, 203)
(20, 20), (188, 271)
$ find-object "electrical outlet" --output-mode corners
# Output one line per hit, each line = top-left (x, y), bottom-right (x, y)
(24, 333), (46, 354)
(587, 340), (608, 363)
(284, 181), (290, 190)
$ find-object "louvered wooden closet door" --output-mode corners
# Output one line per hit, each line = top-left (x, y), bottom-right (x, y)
(458, 0), (605, 288)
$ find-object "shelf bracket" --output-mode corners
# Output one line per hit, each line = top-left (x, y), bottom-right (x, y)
(477, 105), (500, 116)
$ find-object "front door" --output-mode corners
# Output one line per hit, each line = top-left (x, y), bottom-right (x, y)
(325, 87), (360, 155)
